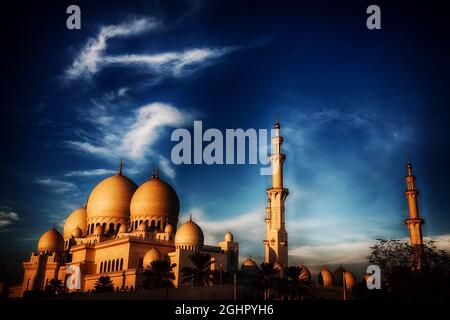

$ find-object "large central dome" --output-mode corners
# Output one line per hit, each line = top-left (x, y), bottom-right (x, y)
(86, 169), (138, 222)
(130, 176), (180, 230)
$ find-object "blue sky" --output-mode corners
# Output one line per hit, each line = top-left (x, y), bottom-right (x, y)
(1, 0), (450, 282)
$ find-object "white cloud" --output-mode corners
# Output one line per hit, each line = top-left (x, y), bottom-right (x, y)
(64, 168), (116, 177)
(35, 177), (77, 194)
(0, 210), (20, 228)
(67, 102), (191, 179)
(65, 17), (235, 82)
(66, 18), (160, 79)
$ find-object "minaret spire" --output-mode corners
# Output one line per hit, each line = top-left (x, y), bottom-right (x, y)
(263, 115), (289, 267)
(404, 161), (425, 269)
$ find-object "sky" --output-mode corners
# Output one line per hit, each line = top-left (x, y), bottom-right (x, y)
(1, 0), (450, 283)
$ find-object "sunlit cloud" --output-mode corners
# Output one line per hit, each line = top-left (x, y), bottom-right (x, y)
(67, 102), (192, 179)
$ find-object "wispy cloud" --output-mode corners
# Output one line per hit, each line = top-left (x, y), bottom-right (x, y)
(67, 102), (192, 178)
(0, 209), (20, 229)
(65, 17), (236, 82)
(65, 18), (160, 79)
(35, 177), (78, 194)
(64, 168), (116, 177)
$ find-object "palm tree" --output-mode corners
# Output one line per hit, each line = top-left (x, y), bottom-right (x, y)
(252, 263), (279, 300)
(181, 252), (214, 286)
(45, 279), (64, 295)
(285, 266), (310, 300)
(142, 260), (177, 289)
(94, 275), (114, 293)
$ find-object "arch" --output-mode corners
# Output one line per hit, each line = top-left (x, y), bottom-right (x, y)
(115, 259), (119, 271)
(134, 220), (138, 230)
(120, 258), (124, 271)
(117, 223), (121, 232)
(107, 260), (111, 272)
(101, 223), (107, 233)
(109, 223), (114, 234)
(100, 261), (103, 273)
(157, 220), (161, 230)
(151, 220), (156, 228)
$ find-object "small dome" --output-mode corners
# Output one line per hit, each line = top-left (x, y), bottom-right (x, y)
(130, 177), (180, 220)
(94, 225), (103, 235)
(143, 248), (162, 269)
(299, 264), (311, 282)
(318, 267), (334, 287)
(224, 231), (234, 242)
(344, 271), (357, 289)
(118, 224), (127, 233)
(87, 171), (138, 220)
(241, 257), (259, 274)
(164, 224), (173, 234)
(38, 228), (64, 253)
(138, 221), (147, 231)
(333, 265), (346, 286)
(63, 207), (87, 239)
(175, 217), (204, 247)
(71, 226), (83, 238)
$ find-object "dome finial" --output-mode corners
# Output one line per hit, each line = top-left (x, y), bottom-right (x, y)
(407, 160), (413, 176)
(151, 166), (155, 179)
(189, 213), (192, 221)
(274, 114), (280, 129)
(117, 159), (123, 175)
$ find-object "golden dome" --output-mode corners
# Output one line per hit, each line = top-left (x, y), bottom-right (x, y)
(71, 226), (83, 238)
(174, 217), (204, 247)
(164, 224), (174, 234)
(319, 267), (334, 287)
(333, 265), (346, 286)
(130, 177), (180, 220)
(63, 207), (87, 239)
(299, 264), (311, 282)
(241, 257), (259, 274)
(38, 228), (64, 253)
(344, 271), (357, 289)
(87, 173), (137, 220)
(224, 231), (234, 242)
(143, 248), (163, 269)
(242, 257), (257, 267)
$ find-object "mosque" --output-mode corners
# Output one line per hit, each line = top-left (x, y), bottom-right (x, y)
(21, 164), (239, 293)
(18, 117), (425, 298)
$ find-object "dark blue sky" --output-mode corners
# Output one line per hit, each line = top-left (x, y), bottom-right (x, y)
(1, 0), (450, 283)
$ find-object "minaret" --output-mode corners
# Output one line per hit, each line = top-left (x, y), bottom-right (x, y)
(263, 116), (289, 266)
(404, 161), (425, 246)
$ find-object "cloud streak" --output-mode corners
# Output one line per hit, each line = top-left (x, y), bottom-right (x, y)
(67, 102), (192, 179)
(65, 17), (235, 82)
(35, 177), (78, 194)
(0, 210), (20, 229)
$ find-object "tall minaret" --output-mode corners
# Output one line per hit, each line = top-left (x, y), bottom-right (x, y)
(404, 161), (425, 246)
(263, 116), (289, 266)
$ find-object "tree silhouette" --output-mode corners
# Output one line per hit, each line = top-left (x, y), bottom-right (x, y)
(252, 263), (280, 300)
(142, 260), (176, 289)
(181, 252), (213, 286)
(45, 279), (64, 295)
(358, 239), (450, 300)
(94, 275), (114, 293)
(284, 266), (311, 300)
